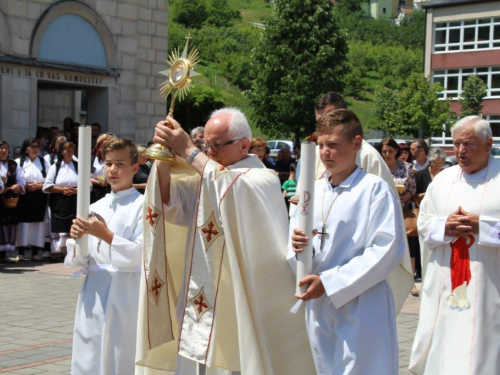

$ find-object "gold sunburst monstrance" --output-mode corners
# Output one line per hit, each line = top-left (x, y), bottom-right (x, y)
(143, 36), (201, 162)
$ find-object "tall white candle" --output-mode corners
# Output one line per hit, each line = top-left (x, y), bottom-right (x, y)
(296, 141), (315, 294)
(75, 125), (91, 258)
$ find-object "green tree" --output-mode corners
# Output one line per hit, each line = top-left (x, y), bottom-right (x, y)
(398, 74), (453, 138)
(250, 0), (349, 142)
(344, 67), (366, 99)
(336, 0), (364, 13)
(459, 74), (488, 116)
(372, 87), (401, 133)
(173, 0), (207, 29)
(372, 74), (453, 138)
(399, 10), (426, 48)
(173, 85), (226, 130)
(206, 0), (242, 27)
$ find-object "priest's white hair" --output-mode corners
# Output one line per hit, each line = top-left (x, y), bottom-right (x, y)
(451, 115), (492, 142)
(210, 107), (252, 141)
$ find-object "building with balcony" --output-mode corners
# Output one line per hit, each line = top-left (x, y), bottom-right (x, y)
(424, 0), (500, 135)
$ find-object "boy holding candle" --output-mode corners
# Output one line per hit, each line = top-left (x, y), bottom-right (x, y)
(288, 110), (405, 374)
(65, 138), (144, 375)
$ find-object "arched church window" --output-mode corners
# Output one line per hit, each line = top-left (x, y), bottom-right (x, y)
(38, 14), (107, 68)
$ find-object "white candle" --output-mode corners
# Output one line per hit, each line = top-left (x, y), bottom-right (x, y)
(296, 141), (316, 294)
(75, 125), (91, 258)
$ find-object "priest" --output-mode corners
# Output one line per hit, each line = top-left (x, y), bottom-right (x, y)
(136, 108), (314, 374)
(409, 116), (500, 374)
(289, 109), (405, 374)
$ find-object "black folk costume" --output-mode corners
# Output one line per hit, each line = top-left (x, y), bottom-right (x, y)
(16, 156), (50, 256)
(0, 159), (25, 256)
(43, 160), (78, 253)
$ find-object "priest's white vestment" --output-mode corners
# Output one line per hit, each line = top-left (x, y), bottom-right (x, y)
(136, 156), (315, 375)
(409, 156), (500, 374)
(65, 188), (144, 375)
(312, 140), (413, 313)
(288, 167), (405, 375)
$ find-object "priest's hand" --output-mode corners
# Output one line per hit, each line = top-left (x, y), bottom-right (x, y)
(295, 275), (326, 301)
(457, 207), (479, 234)
(445, 206), (474, 238)
(153, 117), (196, 159)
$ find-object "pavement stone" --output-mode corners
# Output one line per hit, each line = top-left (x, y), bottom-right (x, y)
(1, 261), (421, 374)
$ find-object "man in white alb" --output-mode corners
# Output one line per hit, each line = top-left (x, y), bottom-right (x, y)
(409, 116), (500, 374)
(290, 109), (405, 374)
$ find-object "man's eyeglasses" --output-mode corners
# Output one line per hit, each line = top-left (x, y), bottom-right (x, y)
(28, 144), (40, 149)
(430, 162), (444, 166)
(205, 138), (242, 151)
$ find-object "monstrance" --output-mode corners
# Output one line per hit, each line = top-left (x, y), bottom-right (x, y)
(143, 35), (200, 162)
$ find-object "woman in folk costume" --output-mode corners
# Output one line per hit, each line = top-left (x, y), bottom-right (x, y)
(43, 141), (79, 259)
(379, 138), (419, 297)
(15, 138), (51, 261)
(44, 135), (68, 166)
(0, 140), (25, 262)
(90, 133), (114, 203)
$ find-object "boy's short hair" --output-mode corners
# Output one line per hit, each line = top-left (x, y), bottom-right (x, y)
(101, 138), (138, 164)
(316, 109), (363, 141)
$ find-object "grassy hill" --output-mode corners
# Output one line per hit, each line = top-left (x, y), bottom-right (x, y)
(171, 0), (379, 141)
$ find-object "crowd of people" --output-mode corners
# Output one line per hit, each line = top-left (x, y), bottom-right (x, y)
(3, 91), (498, 375)
(0, 118), (152, 263)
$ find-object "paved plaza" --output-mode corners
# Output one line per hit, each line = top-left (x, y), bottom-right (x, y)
(0, 261), (421, 374)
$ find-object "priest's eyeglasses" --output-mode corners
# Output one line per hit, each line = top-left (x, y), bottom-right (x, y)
(206, 138), (242, 151)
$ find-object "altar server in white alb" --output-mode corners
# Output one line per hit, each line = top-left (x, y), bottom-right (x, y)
(290, 109), (405, 375)
(409, 116), (500, 374)
(65, 138), (144, 375)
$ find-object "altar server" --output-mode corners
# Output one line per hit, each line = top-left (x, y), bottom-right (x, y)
(65, 138), (144, 375)
(289, 110), (405, 375)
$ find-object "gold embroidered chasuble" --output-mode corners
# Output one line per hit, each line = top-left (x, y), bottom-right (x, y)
(136, 155), (315, 375)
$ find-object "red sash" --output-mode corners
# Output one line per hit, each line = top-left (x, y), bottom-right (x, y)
(450, 235), (474, 291)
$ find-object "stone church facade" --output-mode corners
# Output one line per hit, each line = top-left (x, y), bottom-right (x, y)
(0, 0), (169, 147)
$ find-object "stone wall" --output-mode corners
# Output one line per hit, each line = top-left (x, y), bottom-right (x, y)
(0, 0), (169, 145)
(38, 90), (74, 129)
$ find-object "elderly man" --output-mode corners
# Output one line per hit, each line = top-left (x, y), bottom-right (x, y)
(190, 126), (204, 141)
(136, 108), (314, 375)
(410, 139), (429, 171)
(409, 116), (500, 374)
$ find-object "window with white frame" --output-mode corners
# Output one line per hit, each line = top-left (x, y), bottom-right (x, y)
(432, 66), (500, 99)
(486, 115), (500, 137)
(434, 17), (500, 53)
